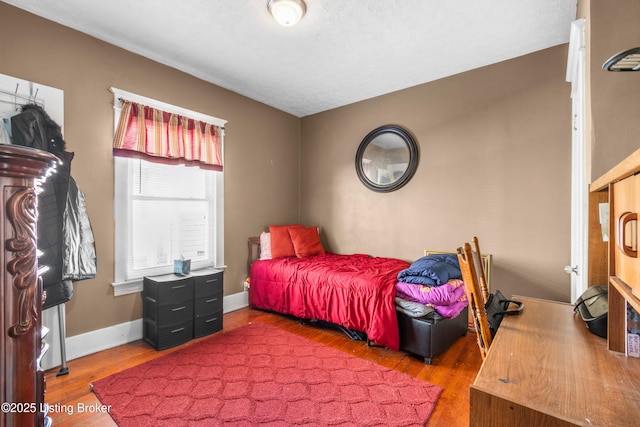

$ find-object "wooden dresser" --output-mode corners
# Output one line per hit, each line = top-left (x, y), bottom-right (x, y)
(0, 146), (59, 427)
(470, 296), (640, 426)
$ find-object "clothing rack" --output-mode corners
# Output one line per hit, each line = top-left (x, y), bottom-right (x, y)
(0, 84), (44, 109)
(56, 304), (69, 376)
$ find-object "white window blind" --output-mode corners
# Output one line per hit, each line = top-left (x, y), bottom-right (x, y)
(128, 159), (215, 274)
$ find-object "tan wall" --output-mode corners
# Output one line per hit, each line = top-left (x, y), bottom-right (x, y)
(0, 2), (585, 339)
(587, 0), (640, 178)
(301, 46), (573, 302)
(0, 4), (300, 337)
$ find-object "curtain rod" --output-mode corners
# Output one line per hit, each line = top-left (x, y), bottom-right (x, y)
(110, 87), (227, 128)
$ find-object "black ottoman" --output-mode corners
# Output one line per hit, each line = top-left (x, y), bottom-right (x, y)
(397, 306), (468, 364)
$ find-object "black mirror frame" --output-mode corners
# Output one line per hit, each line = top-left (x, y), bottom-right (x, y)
(355, 125), (419, 193)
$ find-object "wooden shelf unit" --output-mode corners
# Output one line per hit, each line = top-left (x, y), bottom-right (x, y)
(590, 147), (640, 353)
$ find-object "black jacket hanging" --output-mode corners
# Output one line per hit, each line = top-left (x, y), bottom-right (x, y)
(11, 104), (96, 309)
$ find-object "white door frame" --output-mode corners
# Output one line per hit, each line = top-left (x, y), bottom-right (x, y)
(566, 19), (588, 303)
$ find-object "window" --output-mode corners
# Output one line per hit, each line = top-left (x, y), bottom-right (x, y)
(111, 88), (225, 295)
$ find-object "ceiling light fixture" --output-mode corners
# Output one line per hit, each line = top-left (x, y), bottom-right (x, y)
(268, 0), (306, 27)
(603, 47), (640, 71)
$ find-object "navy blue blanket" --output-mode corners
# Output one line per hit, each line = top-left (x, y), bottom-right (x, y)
(396, 254), (462, 286)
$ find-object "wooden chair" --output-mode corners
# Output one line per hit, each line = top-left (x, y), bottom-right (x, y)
(457, 242), (493, 360)
(425, 240), (491, 295)
(426, 238), (492, 329)
(471, 236), (490, 303)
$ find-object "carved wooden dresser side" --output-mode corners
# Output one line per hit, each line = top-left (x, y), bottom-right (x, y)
(0, 145), (58, 427)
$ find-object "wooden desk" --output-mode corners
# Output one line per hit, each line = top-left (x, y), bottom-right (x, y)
(470, 297), (640, 426)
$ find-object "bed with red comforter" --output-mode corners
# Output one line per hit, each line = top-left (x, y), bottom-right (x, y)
(249, 252), (410, 351)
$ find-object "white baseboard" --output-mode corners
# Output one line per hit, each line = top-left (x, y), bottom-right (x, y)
(223, 290), (249, 313)
(42, 291), (249, 370)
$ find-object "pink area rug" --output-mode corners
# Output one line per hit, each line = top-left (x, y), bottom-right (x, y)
(91, 322), (442, 426)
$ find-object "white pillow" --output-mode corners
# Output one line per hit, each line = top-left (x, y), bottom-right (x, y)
(259, 231), (272, 260)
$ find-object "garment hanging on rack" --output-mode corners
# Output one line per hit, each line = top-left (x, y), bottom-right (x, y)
(11, 104), (97, 309)
(0, 117), (10, 145)
(0, 104), (22, 144)
(62, 156), (97, 281)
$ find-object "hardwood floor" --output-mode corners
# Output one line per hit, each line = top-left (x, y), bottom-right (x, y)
(43, 308), (482, 426)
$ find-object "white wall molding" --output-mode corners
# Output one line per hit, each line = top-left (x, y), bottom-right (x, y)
(43, 292), (249, 370)
(223, 290), (249, 313)
(66, 318), (143, 362)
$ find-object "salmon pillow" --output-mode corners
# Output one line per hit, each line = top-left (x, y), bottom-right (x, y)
(269, 224), (303, 258)
(289, 226), (325, 258)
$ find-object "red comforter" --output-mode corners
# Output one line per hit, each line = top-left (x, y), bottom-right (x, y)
(249, 253), (410, 351)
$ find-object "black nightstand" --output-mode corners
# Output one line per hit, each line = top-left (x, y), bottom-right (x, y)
(142, 269), (223, 350)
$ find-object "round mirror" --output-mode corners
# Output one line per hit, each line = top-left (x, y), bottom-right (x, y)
(355, 125), (419, 192)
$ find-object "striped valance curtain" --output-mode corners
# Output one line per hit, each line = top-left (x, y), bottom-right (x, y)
(113, 99), (223, 170)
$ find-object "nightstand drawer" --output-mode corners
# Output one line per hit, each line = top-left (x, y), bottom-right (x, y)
(150, 300), (193, 325)
(194, 310), (222, 338)
(194, 292), (223, 316)
(144, 319), (193, 350)
(193, 271), (223, 298)
(158, 280), (193, 302)
(143, 275), (193, 303)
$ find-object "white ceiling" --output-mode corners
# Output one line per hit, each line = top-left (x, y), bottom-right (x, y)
(2, 0), (577, 117)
